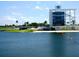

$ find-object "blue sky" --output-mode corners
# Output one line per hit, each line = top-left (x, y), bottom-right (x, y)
(0, 1), (79, 25)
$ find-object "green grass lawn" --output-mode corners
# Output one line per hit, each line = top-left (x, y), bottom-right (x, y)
(5, 29), (34, 32)
(0, 27), (11, 31)
(0, 27), (34, 32)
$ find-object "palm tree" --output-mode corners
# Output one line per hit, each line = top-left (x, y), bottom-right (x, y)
(23, 22), (29, 26)
(16, 20), (18, 23)
(16, 20), (18, 26)
(44, 21), (47, 26)
(67, 22), (70, 25)
(72, 20), (75, 25)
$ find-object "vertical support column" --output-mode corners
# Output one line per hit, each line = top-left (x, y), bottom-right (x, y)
(69, 10), (71, 25)
(71, 9), (76, 30)
(49, 9), (52, 27)
(74, 9), (76, 24)
(64, 9), (66, 25)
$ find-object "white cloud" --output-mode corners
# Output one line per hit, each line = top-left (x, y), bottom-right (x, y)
(7, 5), (24, 17)
(0, 15), (49, 25)
(0, 16), (28, 25)
(56, 1), (61, 5)
(34, 6), (49, 10)
(11, 12), (22, 16)
(34, 6), (42, 10)
(7, 5), (17, 10)
(5, 16), (17, 21)
(21, 16), (27, 19)
(0, 16), (17, 25)
(44, 7), (49, 10)
(7, 6), (18, 13)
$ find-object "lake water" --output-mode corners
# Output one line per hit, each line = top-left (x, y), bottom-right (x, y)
(0, 32), (79, 57)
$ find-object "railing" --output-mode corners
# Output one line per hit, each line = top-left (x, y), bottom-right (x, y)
(51, 25), (79, 30)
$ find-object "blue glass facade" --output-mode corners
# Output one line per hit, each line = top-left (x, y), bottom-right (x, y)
(52, 12), (65, 26)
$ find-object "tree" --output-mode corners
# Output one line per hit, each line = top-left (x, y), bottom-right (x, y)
(44, 21), (47, 25)
(16, 20), (19, 26)
(31, 23), (38, 28)
(12, 24), (15, 26)
(23, 22), (29, 27)
(43, 21), (49, 26)
(66, 22), (70, 25)
(38, 23), (44, 26)
(16, 20), (18, 23)
(26, 22), (29, 25)
(72, 20), (75, 25)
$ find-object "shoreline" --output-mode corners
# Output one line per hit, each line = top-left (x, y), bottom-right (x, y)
(1, 30), (79, 32)
(34, 30), (79, 32)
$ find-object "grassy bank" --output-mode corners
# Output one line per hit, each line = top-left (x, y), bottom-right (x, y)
(0, 27), (11, 31)
(5, 29), (34, 32)
(0, 26), (78, 32)
(0, 27), (34, 32)
(0, 29), (34, 32)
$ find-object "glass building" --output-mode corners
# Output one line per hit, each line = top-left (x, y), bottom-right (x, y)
(49, 5), (75, 27)
(52, 11), (65, 26)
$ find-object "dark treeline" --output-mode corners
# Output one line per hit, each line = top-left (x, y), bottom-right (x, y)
(0, 21), (49, 27)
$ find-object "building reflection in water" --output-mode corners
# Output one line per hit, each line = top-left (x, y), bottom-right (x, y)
(49, 33), (65, 57)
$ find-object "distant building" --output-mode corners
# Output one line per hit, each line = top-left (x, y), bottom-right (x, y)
(52, 11), (65, 26)
(49, 5), (76, 27)
(37, 26), (50, 30)
(49, 6), (65, 26)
